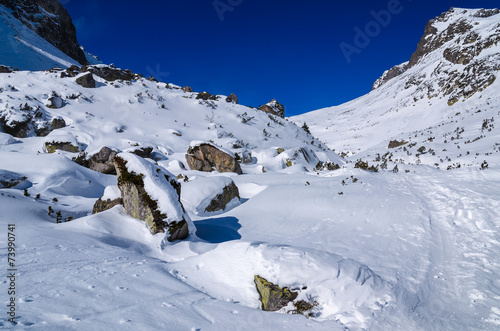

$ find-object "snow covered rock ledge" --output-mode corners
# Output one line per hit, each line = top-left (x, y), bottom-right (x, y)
(114, 152), (193, 241)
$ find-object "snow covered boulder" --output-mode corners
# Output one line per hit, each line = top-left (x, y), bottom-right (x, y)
(181, 176), (240, 214)
(185, 142), (243, 174)
(50, 117), (66, 131)
(75, 73), (96, 88)
(47, 93), (64, 109)
(114, 153), (193, 241)
(0, 170), (29, 189)
(254, 275), (298, 312)
(89, 146), (118, 174)
(92, 186), (122, 214)
(44, 132), (79, 153)
(258, 99), (285, 118)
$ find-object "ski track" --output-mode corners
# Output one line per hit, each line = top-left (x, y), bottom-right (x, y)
(396, 171), (500, 330)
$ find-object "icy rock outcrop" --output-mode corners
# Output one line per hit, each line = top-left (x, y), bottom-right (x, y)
(114, 153), (191, 241)
(258, 99), (285, 118)
(185, 142), (242, 174)
(254, 275), (298, 311)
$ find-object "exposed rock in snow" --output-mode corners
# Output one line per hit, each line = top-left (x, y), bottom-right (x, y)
(88, 146), (118, 174)
(226, 93), (238, 104)
(186, 142), (243, 174)
(258, 99), (285, 118)
(114, 152), (193, 241)
(75, 73), (96, 88)
(254, 275), (298, 311)
(92, 185), (122, 214)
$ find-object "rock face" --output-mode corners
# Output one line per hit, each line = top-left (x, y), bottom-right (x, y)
(258, 99), (285, 118)
(1, 0), (88, 65)
(114, 153), (191, 241)
(371, 8), (500, 104)
(182, 86), (193, 93)
(254, 276), (298, 311)
(185, 143), (242, 174)
(225, 93), (238, 104)
(89, 147), (118, 174)
(75, 73), (96, 88)
(372, 62), (408, 90)
(204, 181), (240, 213)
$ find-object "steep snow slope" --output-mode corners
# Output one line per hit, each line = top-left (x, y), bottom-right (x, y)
(0, 5), (99, 70)
(293, 8), (500, 171)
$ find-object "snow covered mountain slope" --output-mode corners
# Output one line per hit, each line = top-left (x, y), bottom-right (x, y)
(293, 8), (500, 171)
(0, 3), (99, 70)
(1, 5), (500, 331)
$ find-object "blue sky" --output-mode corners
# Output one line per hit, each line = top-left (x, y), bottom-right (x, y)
(65, 0), (499, 116)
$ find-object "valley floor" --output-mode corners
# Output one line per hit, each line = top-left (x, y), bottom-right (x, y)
(1, 161), (499, 330)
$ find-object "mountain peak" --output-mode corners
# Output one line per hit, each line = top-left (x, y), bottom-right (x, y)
(373, 7), (499, 90)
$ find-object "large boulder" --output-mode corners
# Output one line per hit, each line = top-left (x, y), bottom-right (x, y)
(182, 86), (193, 92)
(225, 93), (238, 104)
(181, 177), (240, 214)
(92, 186), (122, 214)
(50, 117), (66, 131)
(185, 142), (242, 174)
(114, 153), (193, 241)
(75, 73), (96, 88)
(258, 99), (285, 118)
(89, 146), (118, 174)
(254, 276), (298, 311)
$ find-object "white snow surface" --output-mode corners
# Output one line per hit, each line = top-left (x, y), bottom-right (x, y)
(100, 185), (121, 201)
(0, 6), (499, 331)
